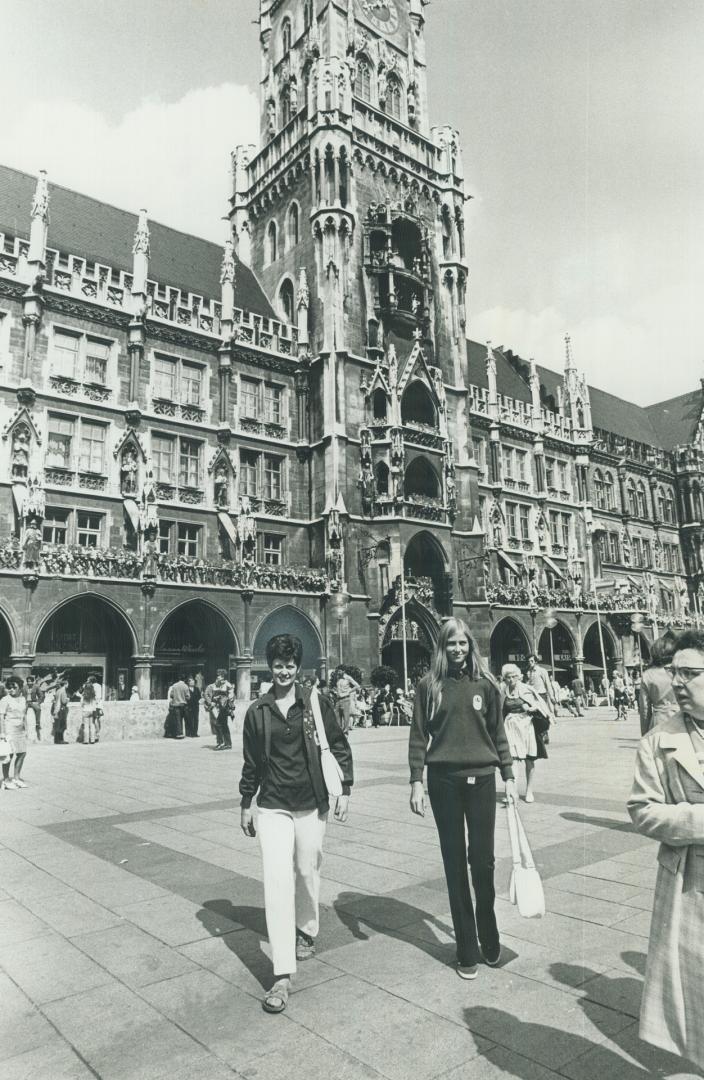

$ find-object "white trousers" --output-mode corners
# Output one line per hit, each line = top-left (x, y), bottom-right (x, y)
(257, 806), (327, 976)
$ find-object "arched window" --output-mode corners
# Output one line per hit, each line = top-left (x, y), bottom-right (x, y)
(339, 148), (349, 207)
(287, 203), (299, 248)
(356, 55), (372, 102)
(386, 75), (402, 120)
(627, 479), (637, 517)
(593, 469), (604, 509)
(324, 144), (335, 203)
(636, 480), (648, 519)
(441, 206), (454, 258)
(279, 278), (295, 323)
(280, 85), (291, 127)
(374, 461), (389, 495)
(281, 17), (292, 55)
(604, 471), (616, 510)
(401, 381), (436, 427)
(266, 220), (277, 264)
(664, 490), (675, 524)
(372, 388), (387, 420)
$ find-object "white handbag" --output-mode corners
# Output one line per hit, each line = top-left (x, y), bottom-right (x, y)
(506, 802), (545, 918)
(310, 688), (344, 798)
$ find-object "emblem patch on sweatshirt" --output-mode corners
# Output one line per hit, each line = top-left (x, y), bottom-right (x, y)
(473, 694), (482, 711)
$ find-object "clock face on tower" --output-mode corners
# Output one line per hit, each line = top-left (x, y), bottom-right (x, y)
(356, 0), (400, 36)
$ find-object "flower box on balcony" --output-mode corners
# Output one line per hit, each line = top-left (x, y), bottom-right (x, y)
(45, 467), (75, 487)
(179, 487), (204, 505)
(78, 471), (107, 491)
(49, 375), (80, 396)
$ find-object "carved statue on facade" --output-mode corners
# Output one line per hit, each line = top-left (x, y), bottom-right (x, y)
(489, 497), (505, 549)
(653, 535), (663, 569)
(390, 429), (404, 501)
(266, 98), (276, 137)
(138, 469), (159, 535)
(21, 523), (42, 568)
(238, 496), (257, 565)
(358, 462), (375, 508)
(387, 344), (398, 391)
(141, 537), (158, 579)
(214, 464), (229, 509)
(536, 509), (548, 551)
(11, 424), (31, 481)
(120, 446), (139, 496)
(620, 525), (632, 566)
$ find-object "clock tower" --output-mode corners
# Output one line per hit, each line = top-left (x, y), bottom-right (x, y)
(230, 0), (478, 668)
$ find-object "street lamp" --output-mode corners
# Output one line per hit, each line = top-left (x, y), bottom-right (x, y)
(329, 590), (350, 667)
(544, 607), (557, 682)
(631, 613), (644, 678)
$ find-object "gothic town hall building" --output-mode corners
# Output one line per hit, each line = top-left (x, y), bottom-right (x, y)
(1, 0), (702, 699)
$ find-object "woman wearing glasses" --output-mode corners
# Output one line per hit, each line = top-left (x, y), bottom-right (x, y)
(628, 630), (704, 1072)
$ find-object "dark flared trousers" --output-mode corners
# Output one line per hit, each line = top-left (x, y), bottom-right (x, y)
(427, 768), (498, 967)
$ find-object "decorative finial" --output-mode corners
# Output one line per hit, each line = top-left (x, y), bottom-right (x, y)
(132, 209), (150, 257)
(220, 237), (236, 286)
(31, 170), (50, 223)
(564, 331), (574, 370)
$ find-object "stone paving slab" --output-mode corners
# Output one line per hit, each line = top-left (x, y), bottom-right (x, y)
(1, 709), (703, 1079)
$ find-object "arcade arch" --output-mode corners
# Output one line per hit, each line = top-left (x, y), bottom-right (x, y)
(251, 605), (323, 687)
(35, 595), (137, 699)
(153, 600), (238, 698)
(489, 617), (531, 676)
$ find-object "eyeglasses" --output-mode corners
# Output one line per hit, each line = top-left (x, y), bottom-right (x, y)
(665, 665), (704, 684)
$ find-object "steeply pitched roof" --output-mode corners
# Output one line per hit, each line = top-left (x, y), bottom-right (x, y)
(466, 337), (697, 449)
(644, 390), (702, 451)
(0, 164), (275, 318)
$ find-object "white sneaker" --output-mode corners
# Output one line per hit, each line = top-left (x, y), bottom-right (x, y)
(13, 778), (27, 788)
(4, 779), (19, 789)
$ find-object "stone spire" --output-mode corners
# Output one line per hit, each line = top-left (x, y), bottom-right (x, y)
(131, 210), (150, 299)
(296, 268), (309, 348)
(485, 341), (498, 421)
(27, 170), (50, 272)
(564, 331), (575, 372)
(220, 224), (236, 339)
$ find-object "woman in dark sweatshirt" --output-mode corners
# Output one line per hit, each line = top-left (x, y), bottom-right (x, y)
(409, 617), (515, 979)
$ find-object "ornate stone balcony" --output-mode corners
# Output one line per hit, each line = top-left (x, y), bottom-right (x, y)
(0, 541), (329, 594)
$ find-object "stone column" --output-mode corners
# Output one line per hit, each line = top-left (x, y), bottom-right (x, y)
(319, 594), (329, 680)
(132, 658), (153, 700)
(128, 322), (145, 405)
(235, 656), (252, 702)
(21, 304), (41, 382)
(242, 589), (254, 654)
(295, 368), (309, 442)
(617, 465), (628, 516)
(11, 655), (36, 682)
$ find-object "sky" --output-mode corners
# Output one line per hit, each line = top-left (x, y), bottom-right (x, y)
(1, 0), (702, 405)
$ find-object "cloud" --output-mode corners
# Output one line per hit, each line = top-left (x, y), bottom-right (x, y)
(3, 84), (259, 243)
(469, 303), (697, 406)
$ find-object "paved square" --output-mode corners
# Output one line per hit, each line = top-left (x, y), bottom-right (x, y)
(1, 709), (702, 1079)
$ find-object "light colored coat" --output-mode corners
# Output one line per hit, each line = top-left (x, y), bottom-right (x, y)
(627, 712), (704, 1070)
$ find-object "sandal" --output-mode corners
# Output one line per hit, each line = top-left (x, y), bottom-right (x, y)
(262, 980), (289, 1014)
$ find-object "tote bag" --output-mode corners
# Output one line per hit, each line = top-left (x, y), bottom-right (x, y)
(310, 688), (344, 798)
(506, 802), (545, 918)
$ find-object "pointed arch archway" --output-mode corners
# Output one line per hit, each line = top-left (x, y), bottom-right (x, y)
(380, 598), (439, 685)
(34, 594), (138, 699)
(582, 619), (617, 688)
(401, 380), (436, 426)
(537, 620), (576, 685)
(404, 530), (450, 614)
(252, 604), (323, 684)
(152, 600), (239, 698)
(0, 605), (15, 676)
(489, 616), (531, 676)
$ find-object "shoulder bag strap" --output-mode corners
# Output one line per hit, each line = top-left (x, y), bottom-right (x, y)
(514, 808), (536, 870)
(310, 688), (330, 751)
(506, 802), (523, 871)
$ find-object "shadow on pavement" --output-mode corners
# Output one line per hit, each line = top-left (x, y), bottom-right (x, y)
(333, 890), (517, 968)
(196, 899), (270, 989)
(463, 998), (701, 1080)
(560, 811), (635, 833)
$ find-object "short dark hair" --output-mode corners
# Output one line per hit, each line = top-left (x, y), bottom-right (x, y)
(216, 668), (227, 678)
(265, 634), (303, 668)
(527, 654), (537, 663)
(674, 629), (704, 656)
(5, 676), (23, 691)
(650, 636), (677, 667)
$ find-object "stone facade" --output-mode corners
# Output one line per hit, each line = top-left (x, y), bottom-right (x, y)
(1, 0), (703, 699)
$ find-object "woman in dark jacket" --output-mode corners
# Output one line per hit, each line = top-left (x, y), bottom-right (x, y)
(239, 634), (353, 1015)
(409, 617), (516, 979)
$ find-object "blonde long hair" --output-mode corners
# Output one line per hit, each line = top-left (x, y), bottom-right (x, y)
(425, 617), (495, 720)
